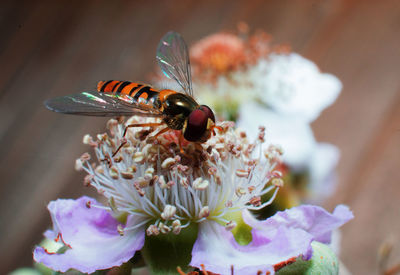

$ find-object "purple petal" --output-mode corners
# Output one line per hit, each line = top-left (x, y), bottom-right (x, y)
(33, 196), (146, 273)
(191, 221), (313, 274)
(191, 205), (353, 274)
(246, 205), (353, 244)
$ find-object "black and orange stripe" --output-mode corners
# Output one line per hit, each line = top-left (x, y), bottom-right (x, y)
(97, 80), (172, 109)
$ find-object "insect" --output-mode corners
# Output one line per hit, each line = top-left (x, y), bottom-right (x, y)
(45, 31), (220, 152)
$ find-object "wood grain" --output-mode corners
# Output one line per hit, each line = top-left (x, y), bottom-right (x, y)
(0, 0), (399, 273)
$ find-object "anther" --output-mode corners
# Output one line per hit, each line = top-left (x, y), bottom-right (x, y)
(248, 186), (255, 193)
(172, 220), (181, 235)
(80, 152), (91, 162)
(133, 152), (145, 163)
(113, 155), (123, 163)
(109, 166), (119, 179)
(146, 225), (160, 236)
(144, 167), (154, 180)
(161, 205), (176, 220)
(199, 206), (210, 219)
(75, 159), (84, 171)
(177, 164), (189, 173)
(117, 224), (124, 236)
(193, 177), (209, 190)
(249, 196), (261, 207)
(225, 221), (237, 231)
(236, 169), (249, 178)
(208, 167), (217, 175)
(121, 169), (134, 179)
(133, 183), (145, 196)
(135, 177), (150, 188)
(272, 170), (283, 178)
(272, 178), (284, 187)
(106, 119), (119, 135)
(83, 175), (93, 187)
(158, 175), (168, 189)
(95, 165), (104, 174)
(181, 177), (189, 188)
(83, 134), (93, 145)
(235, 187), (246, 197)
(159, 222), (171, 234)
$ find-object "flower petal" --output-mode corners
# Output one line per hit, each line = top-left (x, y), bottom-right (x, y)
(251, 53), (342, 122)
(191, 206), (352, 274)
(307, 143), (340, 201)
(33, 196), (146, 273)
(191, 221), (312, 275)
(245, 205), (353, 245)
(237, 101), (316, 170)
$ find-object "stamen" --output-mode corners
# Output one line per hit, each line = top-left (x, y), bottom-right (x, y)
(81, 117), (282, 236)
(162, 157), (176, 169)
(146, 224), (160, 236)
(193, 177), (209, 190)
(172, 219), (182, 234)
(158, 222), (171, 234)
(161, 205), (176, 220)
(199, 206), (210, 219)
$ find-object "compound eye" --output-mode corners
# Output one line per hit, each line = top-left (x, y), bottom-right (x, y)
(199, 105), (215, 122)
(183, 109), (208, 142)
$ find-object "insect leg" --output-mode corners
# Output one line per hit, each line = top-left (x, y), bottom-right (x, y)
(123, 122), (164, 137)
(100, 154), (112, 168)
(211, 125), (223, 136)
(153, 127), (170, 139)
(178, 132), (185, 154)
(112, 123), (165, 157)
(112, 138), (127, 158)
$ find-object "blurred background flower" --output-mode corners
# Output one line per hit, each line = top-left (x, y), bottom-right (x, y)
(189, 28), (342, 208)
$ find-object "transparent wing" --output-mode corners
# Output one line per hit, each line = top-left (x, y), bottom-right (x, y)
(156, 31), (194, 97)
(44, 91), (163, 117)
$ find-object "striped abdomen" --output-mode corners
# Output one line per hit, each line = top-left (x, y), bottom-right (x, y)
(97, 80), (163, 109)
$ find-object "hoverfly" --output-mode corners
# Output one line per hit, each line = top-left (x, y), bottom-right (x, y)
(45, 32), (220, 152)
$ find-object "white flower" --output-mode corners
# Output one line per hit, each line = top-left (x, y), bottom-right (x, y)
(237, 101), (316, 170)
(33, 117), (353, 274)
(81, 117), (282, 233)
(237, 102), (340, 200)
(307, 143), (340, 201)
(249, 53), (342, 122)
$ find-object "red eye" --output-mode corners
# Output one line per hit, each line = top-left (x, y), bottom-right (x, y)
(184, 109), (208, 142)
(199, 105), (215, 122)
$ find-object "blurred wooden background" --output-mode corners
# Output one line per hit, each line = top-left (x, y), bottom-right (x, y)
(1, 0), (400, 274)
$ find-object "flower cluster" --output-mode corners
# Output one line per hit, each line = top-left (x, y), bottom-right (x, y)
(189, 26), (342, 204)
(33, 117), (352, 274)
